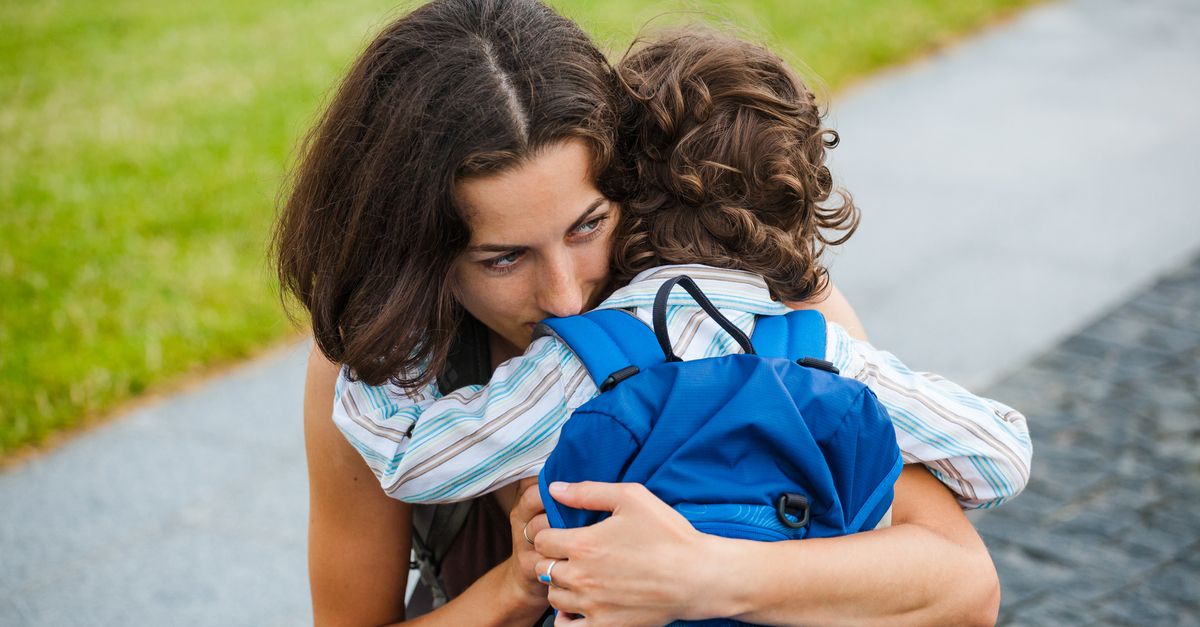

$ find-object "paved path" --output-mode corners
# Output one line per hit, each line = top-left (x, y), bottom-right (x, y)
(973, 254), (1200, 625)
(1, 344), (312, 626)
(829, 0), (1200, 389)
(2, 0), (1198, 624)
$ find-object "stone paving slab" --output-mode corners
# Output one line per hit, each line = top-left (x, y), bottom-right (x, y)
(972, 254), (1200, 626)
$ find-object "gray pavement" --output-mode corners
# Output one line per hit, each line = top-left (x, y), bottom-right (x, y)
(973, 253), (1200, 625)
(1, 344), (313, 626)
(3, 0), (1199, 624)
(829, 0), (1200, 389)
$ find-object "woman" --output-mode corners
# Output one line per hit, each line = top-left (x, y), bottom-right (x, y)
(276, 0), (1001, 624)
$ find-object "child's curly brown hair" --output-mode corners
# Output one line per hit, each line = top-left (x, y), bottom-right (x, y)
(610, 28), (859, 303)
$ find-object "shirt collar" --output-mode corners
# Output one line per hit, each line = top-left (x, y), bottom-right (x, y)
(596, 264), (791, 316)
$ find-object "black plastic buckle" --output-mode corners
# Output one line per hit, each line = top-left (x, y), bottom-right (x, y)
(599, 365), (640, 392)
(797, 357), (840, 375)
(776, 492), (811, 529)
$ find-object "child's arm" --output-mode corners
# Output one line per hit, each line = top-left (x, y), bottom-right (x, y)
(826, 323), (1033, 509)
(331, 336), (594, 503)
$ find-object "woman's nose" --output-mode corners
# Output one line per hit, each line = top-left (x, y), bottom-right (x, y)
(536, 253), (585, 318)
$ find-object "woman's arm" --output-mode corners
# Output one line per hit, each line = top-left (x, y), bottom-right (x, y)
(306, 348), (411, 624)
(534, 467), (999, 627)
(304, 348), (549, 626)
(714, 465), (1000, 626)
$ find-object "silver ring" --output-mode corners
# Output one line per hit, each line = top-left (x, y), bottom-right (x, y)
(522, 521), (535, 545)
(543, 559), (559, 587)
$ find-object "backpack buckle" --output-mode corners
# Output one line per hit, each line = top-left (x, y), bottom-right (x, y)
(797, 357), (840, 375)
(776, 492), (811, 529)
(599, 365), (641, 392)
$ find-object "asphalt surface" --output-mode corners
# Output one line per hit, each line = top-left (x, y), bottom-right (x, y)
(2, 0), (1198, 624)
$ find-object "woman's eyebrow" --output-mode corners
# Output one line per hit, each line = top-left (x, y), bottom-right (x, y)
(467, 243), (527, 254)
(564, 198), (608, 234)
(467, 198), (607, 253)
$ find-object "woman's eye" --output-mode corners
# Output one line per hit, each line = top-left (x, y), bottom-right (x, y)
(573, 216), (606, 235)
(487, 251), (521, 269)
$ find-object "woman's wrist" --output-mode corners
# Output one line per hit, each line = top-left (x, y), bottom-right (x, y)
(470, 558), (546, 625)
(684, 533), (765, 621)
(397, 560), (545, 627)
(501, 555), (550, 614)
(690, 534), (825, 624)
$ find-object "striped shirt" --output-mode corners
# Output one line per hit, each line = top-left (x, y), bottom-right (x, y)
(333, 264), (1032, 509)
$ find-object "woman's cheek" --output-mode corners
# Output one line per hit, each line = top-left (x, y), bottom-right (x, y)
(585, 230), (618, 302)
(454, 265), (518, 329)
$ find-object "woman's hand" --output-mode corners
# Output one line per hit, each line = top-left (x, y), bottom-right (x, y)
(531, 481), (721, 626)
(505, 478), (554, 611)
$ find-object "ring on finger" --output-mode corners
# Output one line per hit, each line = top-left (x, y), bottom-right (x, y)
(522, 521), (535, 545)
(539, 559), (559, 587)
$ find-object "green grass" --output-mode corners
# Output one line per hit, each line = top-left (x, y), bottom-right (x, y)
(563, 0), (1039, 93)
(0, 0), (1038, 459)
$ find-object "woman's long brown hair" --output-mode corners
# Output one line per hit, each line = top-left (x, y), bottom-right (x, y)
(273, 0), (624, 388)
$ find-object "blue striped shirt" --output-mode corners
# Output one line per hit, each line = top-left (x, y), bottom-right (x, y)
(333, 264), (1032, 509)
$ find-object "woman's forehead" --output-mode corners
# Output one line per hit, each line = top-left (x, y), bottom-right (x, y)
(457, 139), (601, 242)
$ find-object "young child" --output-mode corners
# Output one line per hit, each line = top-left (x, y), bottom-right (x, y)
(332, 29), (1031, 509)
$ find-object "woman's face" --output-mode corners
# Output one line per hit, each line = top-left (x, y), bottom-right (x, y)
(453, 139), (618, 357)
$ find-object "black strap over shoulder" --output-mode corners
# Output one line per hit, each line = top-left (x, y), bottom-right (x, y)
(410, 502), (474, 607)
(411, 314), (492, 611)
(652, 275), (756, 361)
(436, 314), (492, 394)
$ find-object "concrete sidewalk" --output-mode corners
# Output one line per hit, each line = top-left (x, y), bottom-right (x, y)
(828, 0), (1200, 389)
(1, 344), (312, 626)
(3, 0), (1198, 624)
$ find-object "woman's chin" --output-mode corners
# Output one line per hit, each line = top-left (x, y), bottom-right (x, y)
(491, 328), (532, 360)
(520, 324), (538, 348)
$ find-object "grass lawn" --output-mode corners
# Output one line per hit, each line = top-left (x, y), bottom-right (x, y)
(0, 0), (1038, 459)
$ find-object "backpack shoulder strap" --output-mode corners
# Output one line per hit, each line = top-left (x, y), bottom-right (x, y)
(410, 500), (474, 608)
(750, 309), (828, 361)
(409, 314), (492, 610)
(537, 309), (664, 391)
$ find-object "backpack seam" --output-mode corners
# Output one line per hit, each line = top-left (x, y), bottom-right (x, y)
(824, 384), (874, 446)
(571, 408), (644, 449)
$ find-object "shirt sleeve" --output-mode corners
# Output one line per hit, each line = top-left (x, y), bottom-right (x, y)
(825, 323), (1033, 510)
(331, 336), (592, 503)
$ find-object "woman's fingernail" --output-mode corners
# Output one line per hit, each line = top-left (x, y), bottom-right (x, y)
(538, 573), (552, 584)
(549, 481), (568, 496)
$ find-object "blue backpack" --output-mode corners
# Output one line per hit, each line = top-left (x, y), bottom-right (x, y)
(536, 276), (903, 626)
